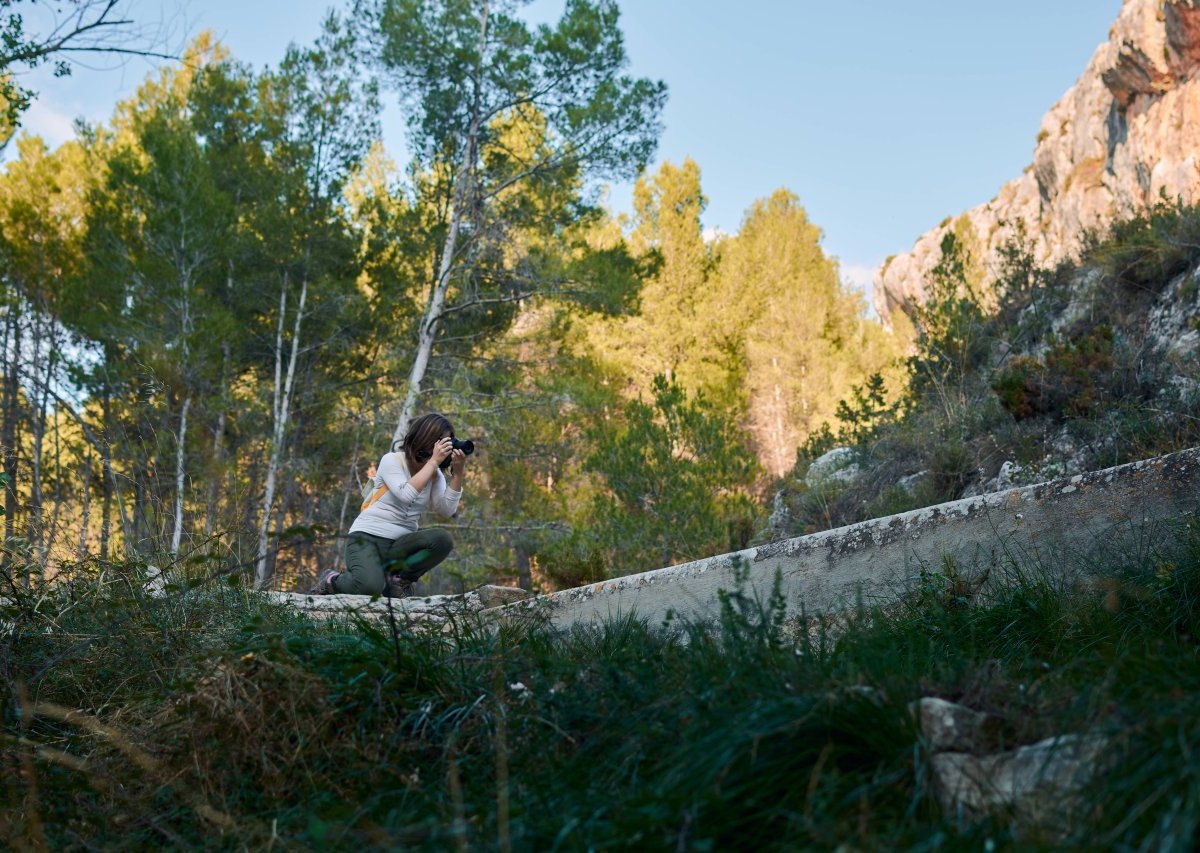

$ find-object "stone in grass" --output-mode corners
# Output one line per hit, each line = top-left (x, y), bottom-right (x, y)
(931, 731), (1107, 824)
(913, 697), (1107, 825)
(911, 696), (994, 753)
(476, 585), (533, 609)
(804, 447), (861, 489)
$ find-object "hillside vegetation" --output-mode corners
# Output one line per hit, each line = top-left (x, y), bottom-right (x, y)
(776, 200), (1200, 538)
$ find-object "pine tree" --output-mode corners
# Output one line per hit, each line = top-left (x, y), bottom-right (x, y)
(356, 0), (666, 442)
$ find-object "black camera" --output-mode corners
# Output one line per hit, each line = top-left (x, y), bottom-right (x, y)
(435, 437), (474, 470)
(415, 437), (475, 465)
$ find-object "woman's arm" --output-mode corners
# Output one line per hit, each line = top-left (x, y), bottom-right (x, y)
(405, 437), (453, 496)
(378, 439), (452, 509)
(431, 447), (466, 517)
(447, 447), (467, 493)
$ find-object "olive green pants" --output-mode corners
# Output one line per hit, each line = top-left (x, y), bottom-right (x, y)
(334, 528), (453, 596)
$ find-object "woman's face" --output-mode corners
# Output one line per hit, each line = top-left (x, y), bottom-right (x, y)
(416, 430), (454, 463)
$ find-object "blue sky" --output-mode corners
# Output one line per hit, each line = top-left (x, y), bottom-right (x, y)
(9, 0), (1121, 293)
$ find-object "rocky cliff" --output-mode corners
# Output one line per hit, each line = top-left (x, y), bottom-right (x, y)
(875, 0), (1200, 318)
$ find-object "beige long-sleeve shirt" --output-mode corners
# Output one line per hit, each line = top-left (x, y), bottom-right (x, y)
(349, 452), (462, 540)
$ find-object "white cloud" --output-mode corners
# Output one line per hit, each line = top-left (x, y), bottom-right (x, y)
(9, 98), (79, 154)
(701, 226), (727, 244)
(840, 262), (880, 295)
(840, 262), (884, 320)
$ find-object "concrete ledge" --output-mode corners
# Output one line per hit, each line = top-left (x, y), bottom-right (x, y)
(267, 584), (532, 626)
(498, 446), (1200, 631)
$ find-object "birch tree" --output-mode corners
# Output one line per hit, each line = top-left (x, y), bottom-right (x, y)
(251, 16), (377, 586)
(69, 36), (245, 556)
(358, 0), (666, 444)
(0, 136), (88, 556)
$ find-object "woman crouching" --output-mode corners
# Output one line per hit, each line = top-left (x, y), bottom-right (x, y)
(313, 413), (466, 597)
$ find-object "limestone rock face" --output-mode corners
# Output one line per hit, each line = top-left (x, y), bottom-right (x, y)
(875, 0), (1200, 318)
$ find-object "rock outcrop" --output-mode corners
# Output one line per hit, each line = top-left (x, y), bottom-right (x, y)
(912, 695), (1108, 826)
(875, 0), (1200, 318)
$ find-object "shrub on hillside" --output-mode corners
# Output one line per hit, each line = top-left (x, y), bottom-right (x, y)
(776, 201), (1200, 542)
(992, 325), (1118, 421)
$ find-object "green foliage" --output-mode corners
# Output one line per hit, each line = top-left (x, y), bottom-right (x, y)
(834, 372), (900, 446)
(800, 372), (901, 464)
(368, 0), (665, 182)
(992, 326), (1118, 421)
(585, 168), (901, 481)
(783, 200), (1200, 540)
(1085, 195), (1200, 299)
(909, 229), (990, 395)
(558, 375), (760, 582)
(989, 355), (1045, 420)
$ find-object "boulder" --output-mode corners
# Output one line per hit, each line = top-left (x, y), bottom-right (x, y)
(768, 489), (793, 534)
(896, 469), (930, 495)
(805, 447), (861, 489)
(930, 733), (1107, 824)
(913, 695), (1108, 826)
(910, 696), (993, 753)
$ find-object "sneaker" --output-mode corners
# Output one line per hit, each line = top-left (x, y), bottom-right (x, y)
(309, 569), (339, 595)
(385, 575), (414, 599)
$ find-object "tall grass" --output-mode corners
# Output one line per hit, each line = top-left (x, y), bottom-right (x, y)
(3, 522), (1200, 849)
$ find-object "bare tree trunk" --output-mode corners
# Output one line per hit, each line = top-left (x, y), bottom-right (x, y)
(29, 309), (58, 557)
(515, 542), (532, 592)
(271, 467), (299, 585)
(205, 342), (230, 536)
(336, 388), (371, 569)
(133, 462), (147, 552)
(40, 367), (136, 558)
(256, 273), (307, 588)
(97, 374), (112, 560)
(205, 406), (225, 536)
(78, 452), (92, 559)
(393, 2), (490, 446)
(207, 265), (234, 536)
(29, 313), (45, 548)
(64, 392), (134, 559)
(2, 303), (22, 553)
(46, 378), (66, 556)
(170, 395), (191, 554)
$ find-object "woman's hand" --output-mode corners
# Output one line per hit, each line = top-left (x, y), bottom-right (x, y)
(428, 437), (453, 469)
(449, 447), (467, 477)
